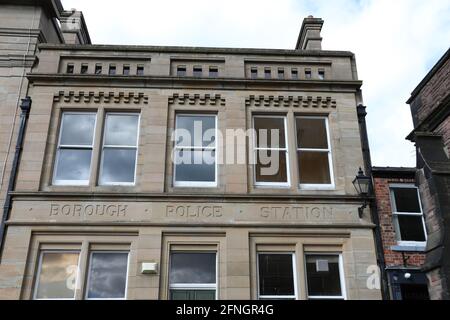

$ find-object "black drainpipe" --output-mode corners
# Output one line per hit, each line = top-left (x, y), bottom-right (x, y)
(357, 104), (390, 300)
(0, 97), (31, 263)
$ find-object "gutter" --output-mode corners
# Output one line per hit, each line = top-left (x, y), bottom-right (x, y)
(0, 97), (31, 263)
(357, 105), (390, 300)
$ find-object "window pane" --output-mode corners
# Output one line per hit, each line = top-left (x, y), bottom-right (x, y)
(54, 149), (92, 183)
(104, 114), (139, 146)
(258, 254), (294, 296)
(298, 151), (331, 185)
(254, 117), (286, 148)
(100, 148), (137, 184)
(86, 252), (128, 299)
(35, 252), (79, 299)
(176, 115), (216, 147)
(306, 255), (342, 297)
(170, 253), (216, 284)
(170, 290), (216, 300)
(175, 149), (215, 183)
(393, 188), (421, 213)
(60, 113), (96, 146)
(296, 118), (328, 149)
(397, 215), (426, 242)
(255, 150), (287, 183)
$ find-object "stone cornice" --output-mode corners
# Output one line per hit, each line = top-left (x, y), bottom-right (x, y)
(169, 93), (225, 106)
(27, 74), (363, 92)
(53, 90), (149, 104)
(246, 95), (336, 109)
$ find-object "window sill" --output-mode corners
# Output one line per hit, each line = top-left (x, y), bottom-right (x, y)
(391, 243), (427, 252)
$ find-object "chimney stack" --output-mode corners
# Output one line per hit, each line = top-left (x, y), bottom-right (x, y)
(295, 16), (324, 50)
(60, 9), (91, 45)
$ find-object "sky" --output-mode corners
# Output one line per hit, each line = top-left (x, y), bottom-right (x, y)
(61, 0), (450, 167)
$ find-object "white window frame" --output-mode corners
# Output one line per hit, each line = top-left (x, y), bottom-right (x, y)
(296, 116), (335, 190)
(85, 251), (130, 300)
(389, 184), (427, 247)
(253, 115), (290, 188)
(305, 253), (347, 300)
(33, 250), (81, 301)
(99, 112), (140, 186)
(257, 252), (298, 300)
(173, 114), (218, 188)
(168, 251), (218, 300)
(52, 112), (97, 186)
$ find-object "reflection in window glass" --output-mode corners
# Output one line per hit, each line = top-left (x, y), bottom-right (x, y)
(174, 115), (217, 187)
(390, 186), (426, 243)
(258, 254), (295, 299)
(86, 252), (129, 299)
(253, 116), (288, 186)
(306, 255), (344, 299)
(100, 114), (139, 185)
(296, 117), (333, 186)
(34, 252), (79, 299)
(169, 252), (217, 300)
(53, 113), (96, 185)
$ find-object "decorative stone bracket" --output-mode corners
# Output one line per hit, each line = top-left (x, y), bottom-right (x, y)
(53, 91), (149, 104)
(168, 93), (226, 106)
(245, 95), (336, 108)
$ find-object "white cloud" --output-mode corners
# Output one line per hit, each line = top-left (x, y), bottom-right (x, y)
(62, 0), (450, 167)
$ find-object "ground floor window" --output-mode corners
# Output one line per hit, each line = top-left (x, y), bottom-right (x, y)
(34, 251), (80, 300)
(169, 252), (217, 300)
(257, 253), (297, 300)
(33, 250), (129, 300)
(305, 254), (346, 300)
(85, 252), (129, 299)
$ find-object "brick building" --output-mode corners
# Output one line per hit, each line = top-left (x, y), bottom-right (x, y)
(0, 0), (382, 300)
(406, 48), (450, 300)
(372, 167), (429, 300)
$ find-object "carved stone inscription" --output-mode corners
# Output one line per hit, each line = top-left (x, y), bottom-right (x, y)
(260, 206), (334, 221)
(50, 204), (128, 217)
(166, 205), (223, 218)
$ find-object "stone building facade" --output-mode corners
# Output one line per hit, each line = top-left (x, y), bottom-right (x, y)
(372, 167), (429, 300)
(0, 1), (381, 300)
(407, 48), (450, 300)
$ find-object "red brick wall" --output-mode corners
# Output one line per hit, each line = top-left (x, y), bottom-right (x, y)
(373, 177), (426, 268)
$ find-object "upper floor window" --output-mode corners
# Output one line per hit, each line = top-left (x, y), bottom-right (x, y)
(99, 113), (140, 186)
(53, 112), (97, 186)
(305, 68), (312, 79)
(136, 65), (144, 76)
(109, 65), (116, 75)
(173, 114), (217, 187)
(177, 65), (187, 77)
(209, 66), (219, 78)
(296, 117), (333, 188)
(95, 64), (102, 75)
(264, 68), (272, 79)
(80, 64), (88, 74)
(193, 66), (203, 77)
(277, 68), (285, 79)
(389, 185), (427, 245)
(66, 64), (74, 74)
(251, 67), (258, 79)
(318, 69), (325, 80)
(291, 68), (298, 80)
(123, 65), (130, 75)
(253, 115), (289, 187)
